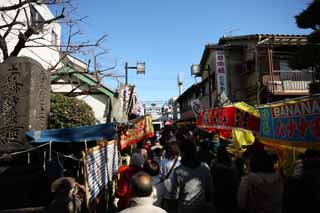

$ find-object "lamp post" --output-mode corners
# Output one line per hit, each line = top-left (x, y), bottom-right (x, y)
(191, 64), (212, 108)
(125, 62), (145, 85)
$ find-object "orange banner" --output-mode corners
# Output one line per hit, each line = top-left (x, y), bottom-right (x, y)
(120, 115), (154, 150)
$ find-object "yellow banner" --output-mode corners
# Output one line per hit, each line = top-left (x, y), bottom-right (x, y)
(120, 115), (154, 150)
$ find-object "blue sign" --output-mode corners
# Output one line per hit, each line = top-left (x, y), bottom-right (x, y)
(258, 96), (320, 144)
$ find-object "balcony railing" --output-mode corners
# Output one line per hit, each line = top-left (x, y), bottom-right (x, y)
(262, 70), (314, 95)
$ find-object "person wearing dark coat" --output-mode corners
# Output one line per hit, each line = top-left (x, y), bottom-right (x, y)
(211, 146), (239, 213)
(283, 149), (320, 213)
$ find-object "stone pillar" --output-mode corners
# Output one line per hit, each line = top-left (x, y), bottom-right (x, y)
(0, 57), (50, 144)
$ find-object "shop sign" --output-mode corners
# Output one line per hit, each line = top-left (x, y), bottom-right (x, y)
(259, 96), (320, 143)
(197, 103), (260, 134)
(215, 51), (228, 96)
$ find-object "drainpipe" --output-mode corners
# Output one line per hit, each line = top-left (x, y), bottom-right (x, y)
(255, 47), (260, 104)
(256, 35), (261, 104)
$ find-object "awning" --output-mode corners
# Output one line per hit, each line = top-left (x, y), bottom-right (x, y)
(257, 94), (320, 147)
(197, 102), (260, 139)
(26, 123), (117, 143)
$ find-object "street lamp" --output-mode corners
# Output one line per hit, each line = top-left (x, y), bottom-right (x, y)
(191, 64), (212, 108)
(125, 62), (145, 85)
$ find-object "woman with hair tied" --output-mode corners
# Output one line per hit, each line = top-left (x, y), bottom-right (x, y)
(169, 139), (215, 213)
(238, 150), (283, 213)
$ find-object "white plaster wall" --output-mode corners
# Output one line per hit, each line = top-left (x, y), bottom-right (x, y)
(0, 0), (61, 70)
(76, 94), (109, 124)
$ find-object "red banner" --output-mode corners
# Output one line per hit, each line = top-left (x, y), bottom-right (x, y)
(120, 115), (154, 150)
(197, 102), (260, 138)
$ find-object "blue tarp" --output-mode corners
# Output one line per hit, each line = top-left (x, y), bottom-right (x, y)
(26, 123), (117, 143)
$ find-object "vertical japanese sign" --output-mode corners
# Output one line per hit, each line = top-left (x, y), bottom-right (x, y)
(190, 99), (201, 118)
(215, 50), (228, 96)
(119, 83), (133, 114)
(258, 95), (320, 145)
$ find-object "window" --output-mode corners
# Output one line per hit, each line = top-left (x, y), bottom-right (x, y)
(279, 60), (290, 71)
(51, 30), (58, 47)
(30, 5), (45, 27)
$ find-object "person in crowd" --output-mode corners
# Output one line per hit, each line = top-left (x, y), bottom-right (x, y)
(283, 149), (320, 213)
(158, 142), (181, 211)
(196, 138), (215, 167)
(169, 139), (215, 213)
(45, 177), (85, 213)
(234, 156), (245, 180)
(116, 153), (144, 211)
(144, 159), (164, 206)
(150, 141), (164, 163)
(133, 148), (148, 163)
(143, 139), (152, 151)
(211, 146), (238, 213)
(238, 150), (283, 213)
(119, 172), (167, 213)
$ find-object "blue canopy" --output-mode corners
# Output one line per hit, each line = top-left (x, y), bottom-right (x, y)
(26, 123), (117, 143)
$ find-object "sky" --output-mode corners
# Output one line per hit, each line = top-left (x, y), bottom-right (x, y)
(62, 0), (312, 103)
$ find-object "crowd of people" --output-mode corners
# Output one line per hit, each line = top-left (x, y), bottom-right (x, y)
(114, 125), (320, 213)
(42, 125), (320, 213)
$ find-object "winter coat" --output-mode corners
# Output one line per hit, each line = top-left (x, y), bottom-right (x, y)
(116, 166), (143, 210)
(120, 197), (167, 213)
(238, 172), (283, 213)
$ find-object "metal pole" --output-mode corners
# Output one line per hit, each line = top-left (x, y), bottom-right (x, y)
(255, 48), (261, 104)
(125, 62), (128, 85)
(207, 65), (212, 108)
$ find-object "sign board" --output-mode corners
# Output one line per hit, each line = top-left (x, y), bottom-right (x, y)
(82, 140), (119, 206)
(190, 99), (201, 118)
(119, 83), (134, 114)
(197, 102), (260, 138)
(258, 95), (320, 146)
(120, 115), (154, 150)
(215, 51), (228, 96)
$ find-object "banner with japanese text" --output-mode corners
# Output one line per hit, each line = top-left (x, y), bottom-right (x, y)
(258, 95), (320, 146)
(120, 115), (154, 150)
(197, 102), (260, 139)
(215, 50), (228, 96)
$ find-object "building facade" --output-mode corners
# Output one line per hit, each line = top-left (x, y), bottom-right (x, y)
(0, 0), (61, 70)
(196, 34), (315, 108)
(51, 55), (119, 123)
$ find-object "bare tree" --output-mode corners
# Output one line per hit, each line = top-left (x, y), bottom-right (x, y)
(0, 0), (108, 72)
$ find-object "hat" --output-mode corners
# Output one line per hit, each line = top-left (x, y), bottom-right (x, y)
(51, 177), (76, 193)
(150, 142), (163, 150)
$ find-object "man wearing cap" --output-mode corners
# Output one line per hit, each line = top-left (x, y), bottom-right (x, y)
(120, 172), (167, 213)
(150, 141), (164, 163)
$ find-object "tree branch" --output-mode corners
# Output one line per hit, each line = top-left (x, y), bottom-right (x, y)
(0, 35), (9, 60)
(2, 9), (24, 40)
(10, 8), (65, 57)
(0, 0), (69, 11)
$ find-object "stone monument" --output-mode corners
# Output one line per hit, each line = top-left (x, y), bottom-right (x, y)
(0, 57), (50, 146)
